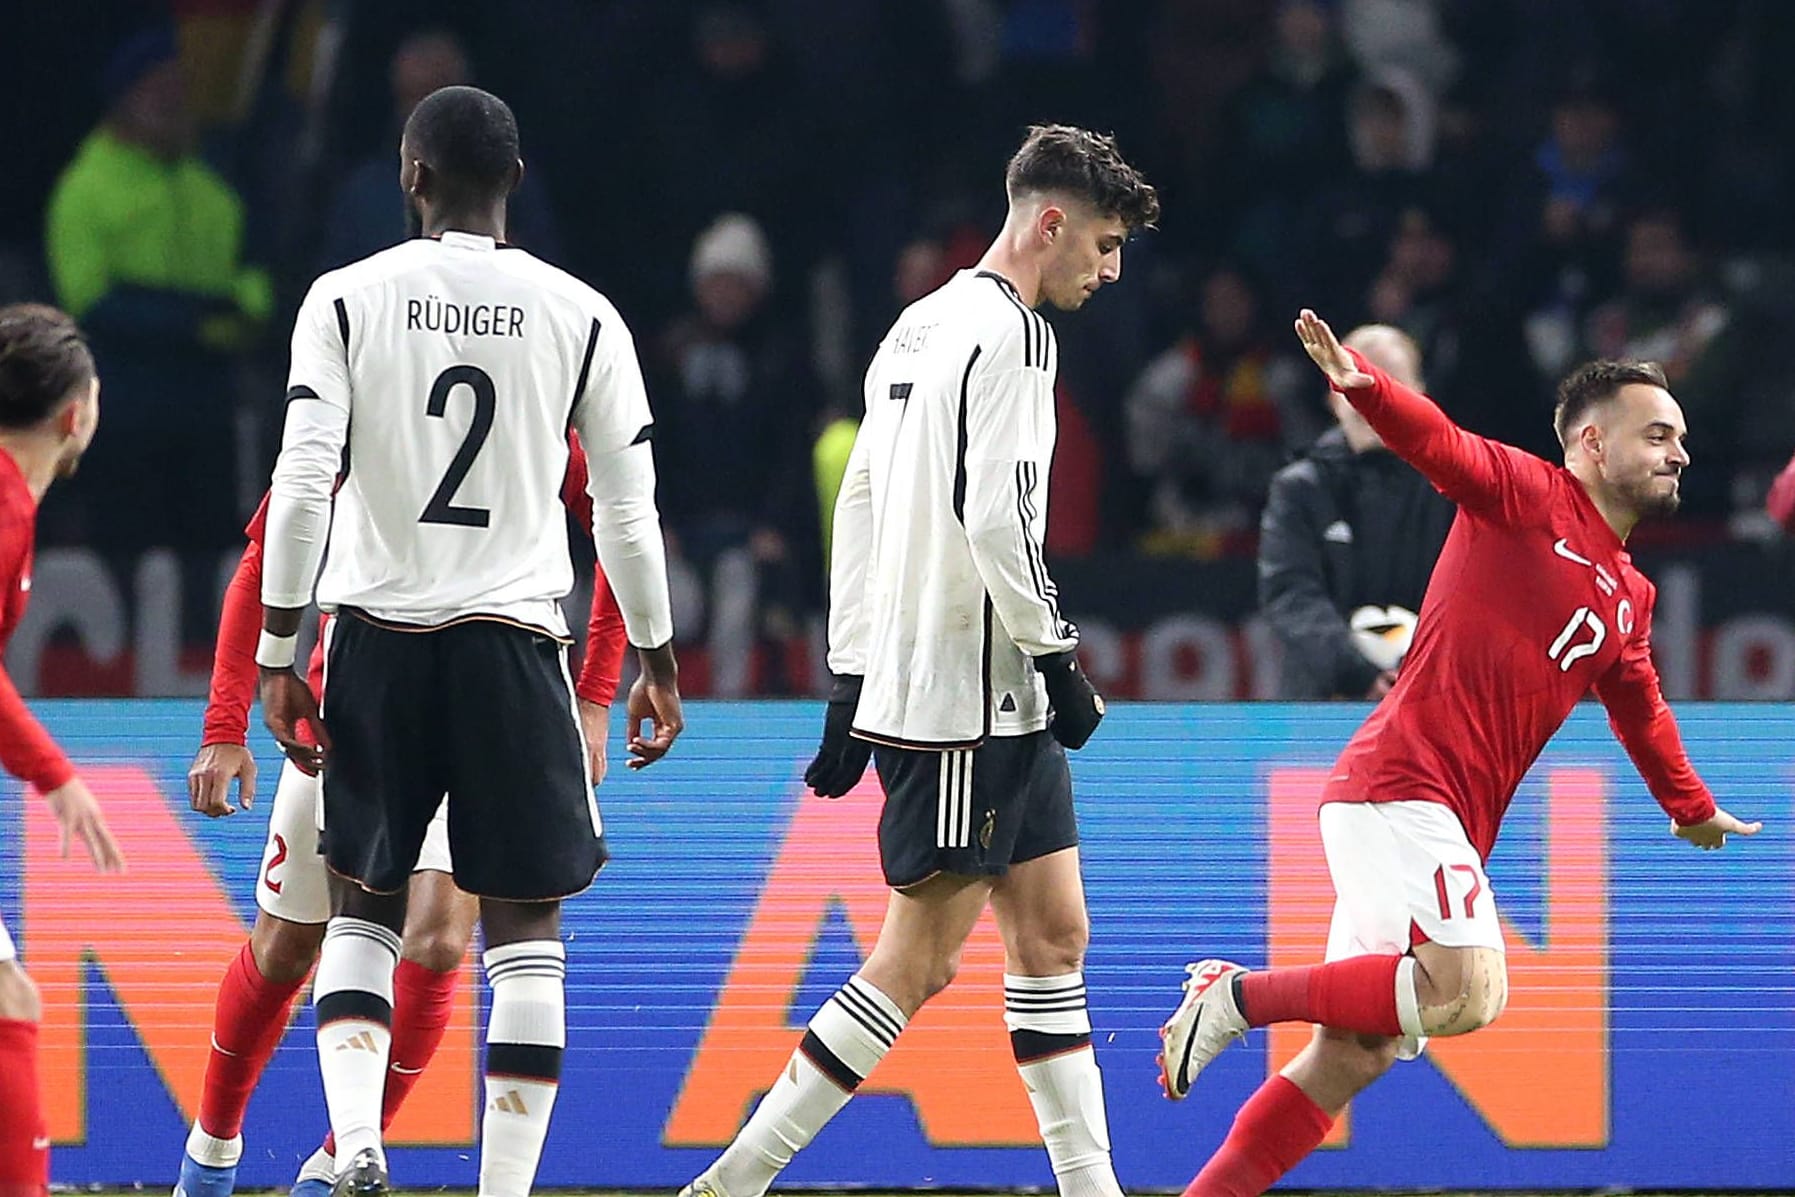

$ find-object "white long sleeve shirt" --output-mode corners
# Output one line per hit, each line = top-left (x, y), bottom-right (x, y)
(831, 269), (1078, 747)
(264, 232), (673, 647)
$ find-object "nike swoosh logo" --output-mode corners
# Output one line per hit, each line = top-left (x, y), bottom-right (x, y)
(1177, 1006), (1202, 1095)
(1552, 538), (1593, 566)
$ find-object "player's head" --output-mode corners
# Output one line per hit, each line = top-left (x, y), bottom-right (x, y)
(0, 304), (100, 478)
(1003, 124), (1159, 311)
(399, 85), (522, 233)
(1330, 324), (1422, 452)
(1555, 359), (1686, 519)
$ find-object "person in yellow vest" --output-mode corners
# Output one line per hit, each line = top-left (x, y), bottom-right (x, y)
(41, 28), (271, 574)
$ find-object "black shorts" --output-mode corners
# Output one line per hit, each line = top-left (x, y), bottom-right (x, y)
(320, 611), (605, 900)
(871, 730), (1076, 890)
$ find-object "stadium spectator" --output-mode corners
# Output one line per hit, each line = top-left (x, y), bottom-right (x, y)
(653, 213), (820, 694)
(1258, 323), (1454, 698)
(320, 29), (563, 270)
(1127, 265), (1319, 552)
(42, 28), (270, 568)
(1583, 210), (1730, 384)
(1771, 448), (1795, 534)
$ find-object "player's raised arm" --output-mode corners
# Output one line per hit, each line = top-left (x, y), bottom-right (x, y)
(569, 307), (682, 767)
(1295, 309), (1555, 520)
(1592, 596), (1761, 849)
(960, 324), (1102, 749)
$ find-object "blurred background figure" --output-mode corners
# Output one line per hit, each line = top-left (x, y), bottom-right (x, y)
(1258, 323), (1454, 698)
(42, 27), (270, 614)
(652, 212), (820, 695)
(1127, 264), (1318, 554)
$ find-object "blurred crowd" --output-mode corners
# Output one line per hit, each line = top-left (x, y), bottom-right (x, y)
(2, 0), (1793, 683)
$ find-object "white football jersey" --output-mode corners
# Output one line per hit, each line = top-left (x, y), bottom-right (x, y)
(263, 232), (672, 647)
(830, 269), (1078, 746)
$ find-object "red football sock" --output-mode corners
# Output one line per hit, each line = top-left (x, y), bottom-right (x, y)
(1183, 1075), (1334, 1197)
(1237, 955), (1403, 1036)
(322, 958), (460, 1155)
(198, 943), (308, 1140)
(0, 1017), (49, 1197)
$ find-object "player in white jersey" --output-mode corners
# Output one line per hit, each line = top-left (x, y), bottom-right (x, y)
(254, 86), (683, 1197)
(679, 125), (1158, 1197)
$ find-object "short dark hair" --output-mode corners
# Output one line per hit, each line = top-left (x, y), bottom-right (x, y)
(402, 85), (521, 205)
(1553, 359), (1668, 445)
(0, 304), (94, 429)
(1005, 124), (1160, 232)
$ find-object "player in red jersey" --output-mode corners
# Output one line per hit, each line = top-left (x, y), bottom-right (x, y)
(1155, 309), (1762, 1197)
(0, 304), (122, 1197)
(173, 434), (628, 1197)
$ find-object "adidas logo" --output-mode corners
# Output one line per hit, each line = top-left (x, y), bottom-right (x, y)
(493, 1088), (531, 1116)
(335, 1029), (381, 1054)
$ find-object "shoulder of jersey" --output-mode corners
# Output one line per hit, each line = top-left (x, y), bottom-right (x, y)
(965, 272), (1055, 372)
(491, 250), (626, 326)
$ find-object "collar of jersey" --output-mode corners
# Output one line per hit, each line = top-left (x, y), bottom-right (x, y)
(435, 231), (498, 252)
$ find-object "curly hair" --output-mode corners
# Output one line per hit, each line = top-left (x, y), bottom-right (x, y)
(1005, 124), (1160, 232)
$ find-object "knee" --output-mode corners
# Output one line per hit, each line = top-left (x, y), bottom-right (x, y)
(0, 964), (41, 1022)
(920, 948), (964, 1001)
(1007, 916), (1089, 977)
(1415, 948), (1507, 1036)
(401, 923), (472, 974)
(249, 916), (326, 986)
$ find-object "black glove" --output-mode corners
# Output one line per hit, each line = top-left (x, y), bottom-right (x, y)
(1035, 649), (1104, 750)
(803, 674), (873, 798)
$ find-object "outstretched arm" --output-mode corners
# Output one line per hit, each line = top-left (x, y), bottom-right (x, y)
(1294, 309), (1556, 521)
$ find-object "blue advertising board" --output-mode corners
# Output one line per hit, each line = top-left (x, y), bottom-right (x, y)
(2, 701), (1790, 1190)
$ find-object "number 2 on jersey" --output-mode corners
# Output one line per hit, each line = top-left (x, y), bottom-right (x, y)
(420, 364), (495, 527)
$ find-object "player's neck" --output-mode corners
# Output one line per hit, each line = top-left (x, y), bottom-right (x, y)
(421, 207), (507, 243)
(0, 436), (61, 502)
(1571, 465), (1638, 542)
(975, 243), (1042, 309)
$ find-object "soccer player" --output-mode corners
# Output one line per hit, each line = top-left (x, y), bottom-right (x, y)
(1156, 308), (1761, 1197)
(678, 125), (1158, 1197)
(0, 303), (124, 1196)
(256, 86), (682, 1197)
(174, 436), (628, 1197)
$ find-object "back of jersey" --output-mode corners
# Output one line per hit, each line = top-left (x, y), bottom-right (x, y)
(287, 232), (651, 634)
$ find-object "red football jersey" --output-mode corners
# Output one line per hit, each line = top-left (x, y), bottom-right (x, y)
(0, 448), (75, 791)
(1321, 353), (1715, 860)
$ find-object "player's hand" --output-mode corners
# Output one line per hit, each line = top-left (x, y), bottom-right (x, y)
(1035, 649), (1105, 750)
(1672, 807), (1763, 850)
(42, 777), (126, 873)
(259, 666), (330, 775)
(804, 674), (872, 798)
(188, 742), (258, 816)
(1366, 670), (1397, 700)
(1294, 309), (1375, 392)
(578, 699), (611, 787)
(626, 643), (683, 770)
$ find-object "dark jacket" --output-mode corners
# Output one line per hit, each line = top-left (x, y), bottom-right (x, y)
(1258, 428), (1456, 698)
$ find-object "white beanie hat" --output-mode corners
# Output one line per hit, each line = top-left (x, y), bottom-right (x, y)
(690, 213), (773, 291)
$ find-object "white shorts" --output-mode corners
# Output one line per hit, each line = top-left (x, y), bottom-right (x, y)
(256, 760), (453, 924)
(1320, 800), (1504, 1058)
(0, 914), (14, 964)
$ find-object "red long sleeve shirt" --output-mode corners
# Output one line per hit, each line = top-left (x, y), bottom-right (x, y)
(0, 449), (75, 792)
(1321, 352), (1716, 860)
(202, 434), (628, 746)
